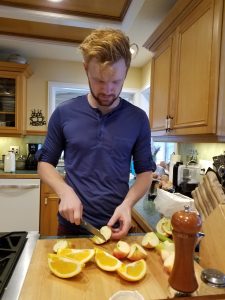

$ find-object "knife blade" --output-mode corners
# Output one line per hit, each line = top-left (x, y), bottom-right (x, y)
(80, 220), (106, 241)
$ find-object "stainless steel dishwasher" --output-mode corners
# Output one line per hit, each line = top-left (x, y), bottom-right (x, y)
(0, 178), (40, 231)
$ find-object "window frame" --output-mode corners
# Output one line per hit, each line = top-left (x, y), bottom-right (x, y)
(48, 81), (139, 119)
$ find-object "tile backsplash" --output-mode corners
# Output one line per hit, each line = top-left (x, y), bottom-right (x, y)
(178, 143), (225, 168)
(0, 136), (46, 158)
(0, 138), (224, 170)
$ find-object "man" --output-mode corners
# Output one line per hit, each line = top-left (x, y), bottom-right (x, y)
(37, 28), (156, 239)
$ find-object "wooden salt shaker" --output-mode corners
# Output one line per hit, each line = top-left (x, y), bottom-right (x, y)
(169, 205), (202, 293)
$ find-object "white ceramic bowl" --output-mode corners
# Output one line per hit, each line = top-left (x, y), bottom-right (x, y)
(109, 290), (144, 300)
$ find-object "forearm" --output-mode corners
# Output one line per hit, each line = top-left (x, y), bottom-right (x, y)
(108, 171), (153, 239)
(123, 171), (153, 208)
(37, 161), (73, 198)
(38, 161), (83, 224)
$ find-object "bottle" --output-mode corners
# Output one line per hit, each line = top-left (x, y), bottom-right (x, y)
(4, 151), (16, 172)
(169, 205), (202, 293)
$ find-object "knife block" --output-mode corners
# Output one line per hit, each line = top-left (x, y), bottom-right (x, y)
(199, 204), (225, 273)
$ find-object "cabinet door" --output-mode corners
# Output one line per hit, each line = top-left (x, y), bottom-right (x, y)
(0, 76), (16, 129)
(0, 62), (32, 135)
(150, 37), (173, 134)
(170, 0), (222, 135)
(40, 194), (59, 236)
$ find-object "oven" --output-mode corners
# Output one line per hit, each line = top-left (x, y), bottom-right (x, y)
(0, 232), (27, 298)
(0, 231), (39, 299)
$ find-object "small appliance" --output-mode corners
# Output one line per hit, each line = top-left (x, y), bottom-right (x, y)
(25, 143), (42, 170)
(177, 164), (201, 186)
(176, 164), (201, 197)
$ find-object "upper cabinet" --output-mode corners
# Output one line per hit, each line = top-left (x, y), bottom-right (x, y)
(0, 61), (32, 136)
(144, 0), (225, 140)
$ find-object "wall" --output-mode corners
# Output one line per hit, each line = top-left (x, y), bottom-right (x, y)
(26, 57), (142, 131)
(131, 59), (151, 116)
(0, 57), (145, 157)
(1, 57), (225, 166)
(27, 59), (86, 131)
(0, 136), (45, 158)
(178, 143), (225, 170)
(141, 60), (151, 89)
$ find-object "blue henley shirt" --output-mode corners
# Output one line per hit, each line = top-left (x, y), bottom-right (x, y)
(37, 95), (156, 228)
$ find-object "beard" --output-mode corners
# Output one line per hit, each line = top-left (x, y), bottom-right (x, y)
(88, 79), (122, 107)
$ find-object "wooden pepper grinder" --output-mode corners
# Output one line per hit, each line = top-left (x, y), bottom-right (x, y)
(169, 205), (202, 294)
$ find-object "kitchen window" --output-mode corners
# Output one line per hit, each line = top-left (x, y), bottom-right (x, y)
(48, 81), (137, 119)
(152, 141), (176, 165)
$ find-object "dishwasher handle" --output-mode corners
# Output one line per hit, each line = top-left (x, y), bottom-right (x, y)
(0, 184), (40, 189)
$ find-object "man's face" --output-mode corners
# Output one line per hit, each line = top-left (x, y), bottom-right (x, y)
(85, 58), (127, 107)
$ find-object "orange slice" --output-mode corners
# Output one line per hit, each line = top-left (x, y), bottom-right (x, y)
(117, 259), (147, 281)
(95, 248), (122, 271)
(48, 253), (84, 278)
(57, 248), (95, 264)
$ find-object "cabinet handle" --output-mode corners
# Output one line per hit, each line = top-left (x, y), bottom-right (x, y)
(165, 115), (169, 130)
(44, 196), (59, 205)
(167, 115), (174, 132)
(0, 184), (39, 189)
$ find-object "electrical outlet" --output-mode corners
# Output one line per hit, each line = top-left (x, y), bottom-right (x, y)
(10, 146), (20, 155)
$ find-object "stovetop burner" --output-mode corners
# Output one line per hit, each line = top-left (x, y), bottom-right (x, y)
(0, 231), (27, 298)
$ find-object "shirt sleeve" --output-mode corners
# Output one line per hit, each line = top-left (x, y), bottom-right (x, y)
(35, 107), (65, 167)
(132, 112), (156, 174)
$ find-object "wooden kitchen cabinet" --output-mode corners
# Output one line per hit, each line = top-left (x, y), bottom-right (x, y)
(150, 37), (173, 132)
(40, 182), (59, 236)
(145, 0), (225, 138)
(0, 61), (32, 135)
(40, 181), (146, 236)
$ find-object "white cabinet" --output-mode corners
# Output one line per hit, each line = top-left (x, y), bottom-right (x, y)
(0, 179), (40, 231)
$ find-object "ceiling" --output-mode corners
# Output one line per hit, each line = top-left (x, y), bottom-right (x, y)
(0, 0), (177, 67)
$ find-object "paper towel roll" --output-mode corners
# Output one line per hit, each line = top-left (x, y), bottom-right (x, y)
(171, 154), (181, 163)
(169, 154), (181, 181)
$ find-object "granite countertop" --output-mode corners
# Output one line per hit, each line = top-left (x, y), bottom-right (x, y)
(132, 195), (161, 232)
(130, 178), (161, 232)
(0, 169), (39, 179)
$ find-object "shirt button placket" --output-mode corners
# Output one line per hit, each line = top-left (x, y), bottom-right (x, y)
(97, 115), (105, 141)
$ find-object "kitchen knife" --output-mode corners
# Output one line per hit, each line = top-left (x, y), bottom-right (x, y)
(80, 220), (106, 241)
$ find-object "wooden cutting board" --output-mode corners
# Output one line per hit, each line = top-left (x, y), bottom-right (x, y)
(19, 236), (225, 300)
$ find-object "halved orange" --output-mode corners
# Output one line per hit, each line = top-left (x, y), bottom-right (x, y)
(95, 248), (122, 271)
(117, 259), (147, 281)
(57, 248), (95, 264)
(48, 253), (84, 278)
